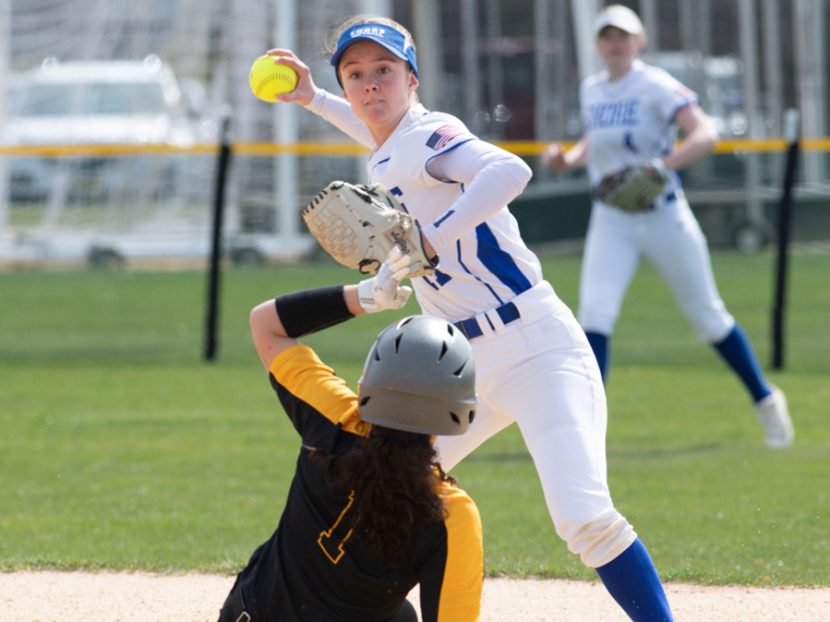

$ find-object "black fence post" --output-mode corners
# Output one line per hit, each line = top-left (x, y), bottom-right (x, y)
(771, 109), (800, 370)
(204, 109), (233, 362)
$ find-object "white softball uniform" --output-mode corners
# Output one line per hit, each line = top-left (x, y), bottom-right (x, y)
(306, 91), (637, 567)
(579, 59), (734, 342)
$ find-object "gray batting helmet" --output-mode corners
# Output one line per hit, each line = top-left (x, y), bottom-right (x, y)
(358, 315), (476, 436)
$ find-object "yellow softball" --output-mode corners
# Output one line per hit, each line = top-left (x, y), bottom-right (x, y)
(249, 55), (298, 102)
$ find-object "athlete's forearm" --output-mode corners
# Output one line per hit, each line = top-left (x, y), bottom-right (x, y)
(421, 142), (532, 250)
(250, 285), (361, 369)
(304, 88), (375, 148)
(274, 285), (364, 338)
(663, 128), (718, 171)
(664, 105), (718, 170)
(564, 137), (589, 169)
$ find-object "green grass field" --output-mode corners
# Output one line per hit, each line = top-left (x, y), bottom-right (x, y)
(1, 250), (828, 586)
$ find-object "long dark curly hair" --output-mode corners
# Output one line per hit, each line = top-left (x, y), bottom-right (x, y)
(326, 426), (452, 564)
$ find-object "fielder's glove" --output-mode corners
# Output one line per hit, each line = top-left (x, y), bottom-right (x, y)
(301, 181), (438, 277)
(357, 247), (413, 313)
(592, 159), (669, 212)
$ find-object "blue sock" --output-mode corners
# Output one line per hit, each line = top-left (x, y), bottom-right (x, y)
(585, 331), (609, 381)
(712, 324), (771, 403)
(596, 539), (673, 621)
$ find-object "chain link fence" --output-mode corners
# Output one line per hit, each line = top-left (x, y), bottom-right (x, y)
(1, 0), (829, 268)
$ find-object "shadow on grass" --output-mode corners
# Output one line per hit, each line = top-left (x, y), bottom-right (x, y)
(463, 451), (533, 463)
(0, 344), (254, 368)
(608, 443), (722, 459)
(461, 443), (722, 464)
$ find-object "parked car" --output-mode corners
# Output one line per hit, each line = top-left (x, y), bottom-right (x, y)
(3, 55), (210, 202)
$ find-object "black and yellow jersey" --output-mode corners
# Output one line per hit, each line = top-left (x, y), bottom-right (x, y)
(232, 344), (483, 622)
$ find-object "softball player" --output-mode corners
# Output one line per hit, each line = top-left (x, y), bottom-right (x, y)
(269, 13), (674, 622)
(219, 272), (482, 622)
(543, 4), (794, 449)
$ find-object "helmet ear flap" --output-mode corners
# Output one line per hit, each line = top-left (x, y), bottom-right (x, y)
(358, 315), (476, 436)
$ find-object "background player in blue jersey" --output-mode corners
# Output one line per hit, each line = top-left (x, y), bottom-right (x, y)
(543, 4), (794, 449)
(218, 254), (483, 622)
(266, 13), (675, 622)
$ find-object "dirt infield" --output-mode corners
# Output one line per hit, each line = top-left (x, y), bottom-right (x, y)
(1, 571), (827, 621)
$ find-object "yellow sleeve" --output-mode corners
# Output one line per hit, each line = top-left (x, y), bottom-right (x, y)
(269, 344), (371, 437)
(436, 483), (483, 622)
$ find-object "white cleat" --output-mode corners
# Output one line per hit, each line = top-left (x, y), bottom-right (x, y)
(755, 387), (794, 449)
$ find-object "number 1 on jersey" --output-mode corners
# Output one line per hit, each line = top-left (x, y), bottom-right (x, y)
(317, 490), (355, 564)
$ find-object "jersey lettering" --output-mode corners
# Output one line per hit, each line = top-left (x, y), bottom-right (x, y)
(586, 98), (639, 129)
(623, 131), (639, 153)
(392, 185), (454, 290)
(388, 185), (413, 215)
(368, 107), (542, 318)
(436, 270), (451, 284)
(317, 490), (355, 565)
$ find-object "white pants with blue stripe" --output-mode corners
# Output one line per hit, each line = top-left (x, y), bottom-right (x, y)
(435, 281), (637, 568)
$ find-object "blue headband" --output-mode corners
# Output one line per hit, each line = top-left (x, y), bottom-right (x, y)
(330, 23), (419, 83)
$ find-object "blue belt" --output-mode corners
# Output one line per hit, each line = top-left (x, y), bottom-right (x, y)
(453, 302), (520, 340)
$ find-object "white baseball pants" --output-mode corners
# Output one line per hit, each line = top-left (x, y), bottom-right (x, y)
(435, 282), (637, 567)
(578, 198), (734, 342)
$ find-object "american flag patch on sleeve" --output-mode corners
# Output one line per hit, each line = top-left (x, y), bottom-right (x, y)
(426, 124), (464, 150)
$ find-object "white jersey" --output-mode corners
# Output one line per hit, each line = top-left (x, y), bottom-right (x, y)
(581, 59), (696, 207)
(306, 88), (640, 573)
(306, 90), (543, 322)
(576, 59), (734, 343)
(366, 105), (542, 321)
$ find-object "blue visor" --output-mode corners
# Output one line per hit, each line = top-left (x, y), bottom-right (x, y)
(330, 23), (419, 82)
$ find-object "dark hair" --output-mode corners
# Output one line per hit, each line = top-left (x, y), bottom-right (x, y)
(325, 426), (451, 564)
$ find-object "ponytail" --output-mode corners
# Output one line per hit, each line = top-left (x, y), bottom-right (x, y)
(326, 427), (449, 564)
